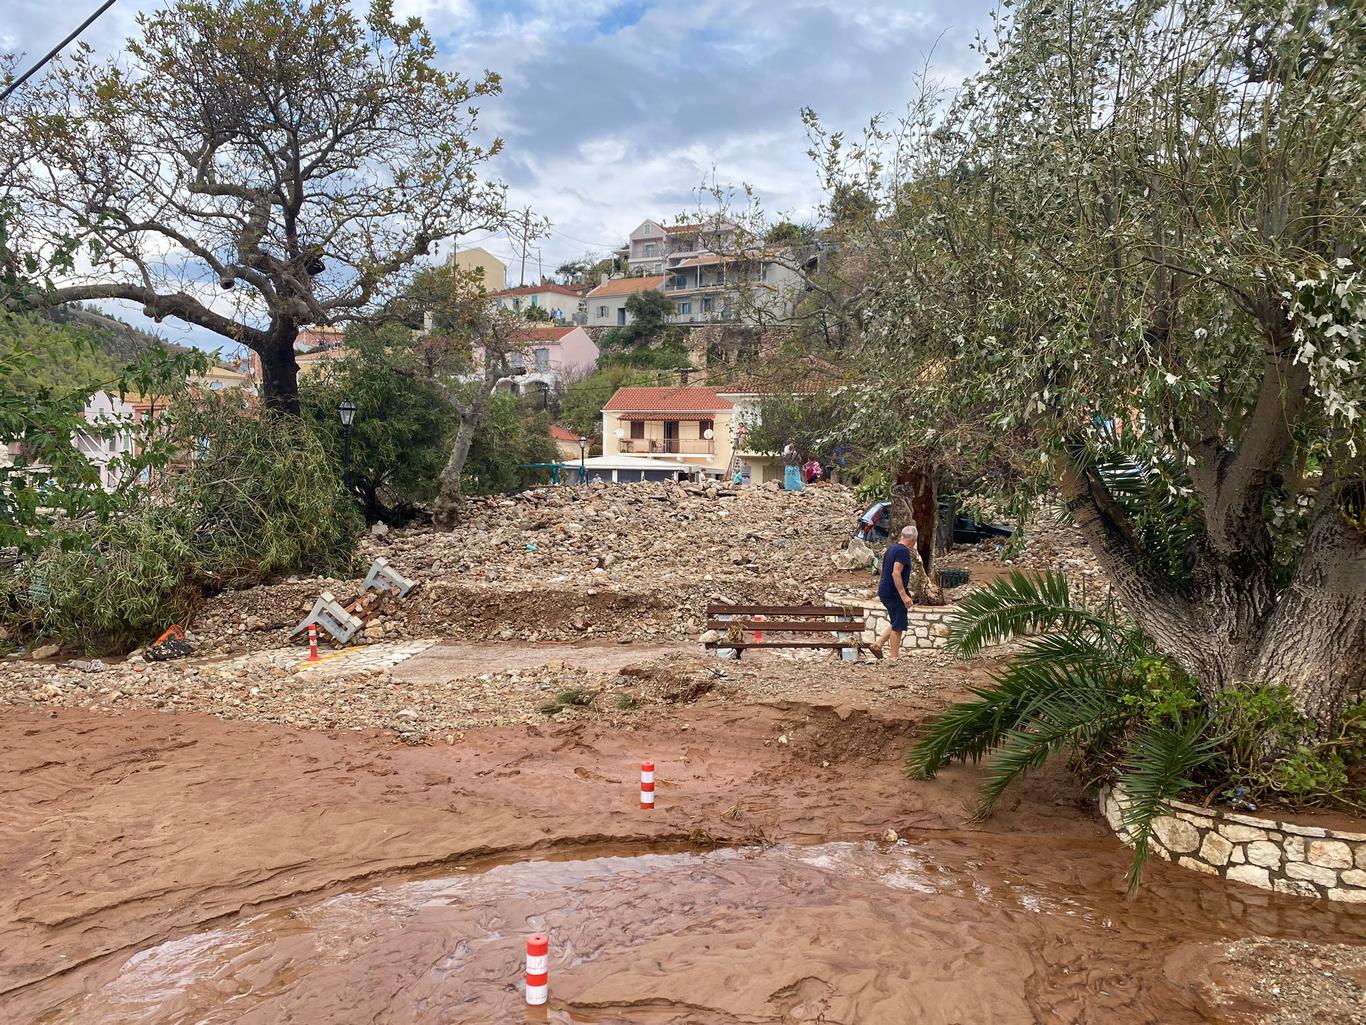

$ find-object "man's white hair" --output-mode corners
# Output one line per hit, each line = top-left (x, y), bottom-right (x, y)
(900, 524), (919, 540)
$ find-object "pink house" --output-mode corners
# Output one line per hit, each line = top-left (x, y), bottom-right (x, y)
(497, 325), (599, 398)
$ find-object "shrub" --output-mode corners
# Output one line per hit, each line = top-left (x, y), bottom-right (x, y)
(904, 570), (1366, 890)
(7, 395), (360, 651)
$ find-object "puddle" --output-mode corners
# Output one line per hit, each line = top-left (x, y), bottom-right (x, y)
(40, 838), (1366, 1025)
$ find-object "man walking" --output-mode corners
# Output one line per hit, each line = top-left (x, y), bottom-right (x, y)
(870, 524), (918, 660)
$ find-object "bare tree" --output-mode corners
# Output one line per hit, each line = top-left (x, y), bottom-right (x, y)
(1, 0), (506, 414)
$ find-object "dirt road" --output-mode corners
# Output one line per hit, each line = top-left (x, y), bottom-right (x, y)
(3, 681), (1363, 1024)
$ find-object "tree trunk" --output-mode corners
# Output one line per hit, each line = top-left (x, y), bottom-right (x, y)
(432, 412), (481, 529)
(1057, 454), (1366, 735)
(257, 330), (301, 416)
(890, 461), (945, 605)
(1244, 498), (1366, 733)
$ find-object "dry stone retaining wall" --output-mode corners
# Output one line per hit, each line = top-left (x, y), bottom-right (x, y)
(1099, 785), (1366, 902)
(823, 591), (954, 649)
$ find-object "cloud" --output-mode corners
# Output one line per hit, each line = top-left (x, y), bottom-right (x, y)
(4, 0), (994, 345)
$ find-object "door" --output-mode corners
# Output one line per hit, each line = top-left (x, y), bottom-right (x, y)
(663, 421), (679, 453)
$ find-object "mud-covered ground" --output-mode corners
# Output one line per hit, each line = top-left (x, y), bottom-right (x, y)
(2, 648), (1364, 1025)
(1, 488), (1362, 1024)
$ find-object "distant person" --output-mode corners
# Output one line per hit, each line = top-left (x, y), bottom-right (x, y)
(870, 524), (918, 660)
(782, 442), (804, 491)
(732, 469), (744, 487)
(802, 457), (822, 484)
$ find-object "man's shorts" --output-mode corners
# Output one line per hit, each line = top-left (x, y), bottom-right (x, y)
(879, 592), (909, 632)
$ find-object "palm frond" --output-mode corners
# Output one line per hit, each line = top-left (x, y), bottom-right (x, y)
(947, 570), (1112, 657)
(1116, 717), (1221, 892)
(907, 629), (1132, 779)
(971, 684), (1134, 820)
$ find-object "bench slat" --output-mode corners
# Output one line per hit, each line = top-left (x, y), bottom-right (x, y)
(706, 620), (859, 632)
(706, 605), (861, 617)
(704, 641), (866, 649)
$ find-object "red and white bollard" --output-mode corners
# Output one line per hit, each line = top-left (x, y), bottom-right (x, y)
(525, 933), (549, 1006)
(306, 624), (320, 662)
(753, 613), (765, 644)
(640, 761), (655, 809)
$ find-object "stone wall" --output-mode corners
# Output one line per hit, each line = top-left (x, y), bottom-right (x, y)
(1099, 785), (1366, 902)
(823, 591), (953, 649)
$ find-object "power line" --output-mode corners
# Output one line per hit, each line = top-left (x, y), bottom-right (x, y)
(0, 0), (118, 102)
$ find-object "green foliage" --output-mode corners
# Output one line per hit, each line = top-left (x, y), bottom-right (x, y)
(300, 325), (454, 519)
(615, 290), (677, 347)
(909, 570), (1366, 887)
(741, 392), (848, 461)
(540, 686), (595, 716)
(558, 364), (658, 438)
(0, 314), (124, 395)
(908, 571), (1213, 888)
(461, 393), (560, 494)
(523, 303), (553, 323)
(7, 395), (360, 651)
(1117, 719), (1222, 891)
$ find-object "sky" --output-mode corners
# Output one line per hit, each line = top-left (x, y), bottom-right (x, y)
(1, 0), (996, 353)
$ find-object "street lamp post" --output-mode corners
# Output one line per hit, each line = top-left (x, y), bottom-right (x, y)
(338, 399), (358, 492)
(578, 435), (588, 485)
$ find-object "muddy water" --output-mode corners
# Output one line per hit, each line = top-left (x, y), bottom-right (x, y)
(40, 836), (1366, 1025)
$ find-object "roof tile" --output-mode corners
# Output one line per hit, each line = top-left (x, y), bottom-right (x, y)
(603, 386), (733, 413)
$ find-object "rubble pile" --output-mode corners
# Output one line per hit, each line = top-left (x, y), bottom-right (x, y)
(189, 482), (859, 654)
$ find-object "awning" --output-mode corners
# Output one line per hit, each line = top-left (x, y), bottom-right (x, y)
(615, 412), (718, 422)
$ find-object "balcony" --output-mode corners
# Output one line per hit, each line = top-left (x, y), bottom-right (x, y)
(619, 438), (715, 455)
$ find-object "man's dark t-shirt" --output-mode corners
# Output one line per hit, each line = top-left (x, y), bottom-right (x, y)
(879, 542), (913, 602)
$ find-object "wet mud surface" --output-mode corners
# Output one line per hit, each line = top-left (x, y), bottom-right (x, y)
(2, 690), (1363, 1024)
(32, 839), (1366, 1025)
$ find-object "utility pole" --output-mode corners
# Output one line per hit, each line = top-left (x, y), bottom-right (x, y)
(518, 207), (531, 286)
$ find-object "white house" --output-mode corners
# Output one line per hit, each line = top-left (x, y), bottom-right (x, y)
(584, 275), (668, 328)
(488, 283), (584, 323)
(76, 391), (139, 492)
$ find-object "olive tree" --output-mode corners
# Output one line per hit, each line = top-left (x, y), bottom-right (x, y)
(2, 0), (505, 414)
(844, 0), (1366, 729)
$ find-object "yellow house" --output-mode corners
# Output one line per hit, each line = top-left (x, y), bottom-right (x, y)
(191, 364), (255, 392)
(452, 246), (508, 293)
(601, 386), (735, 475)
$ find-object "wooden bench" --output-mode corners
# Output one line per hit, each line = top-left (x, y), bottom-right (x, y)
(704, 604), (866, 659)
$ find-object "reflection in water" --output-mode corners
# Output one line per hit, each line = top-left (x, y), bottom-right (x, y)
(39, 838), (1366, 1025)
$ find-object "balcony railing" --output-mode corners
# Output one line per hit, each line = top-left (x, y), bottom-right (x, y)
(619, 438), (714, 455)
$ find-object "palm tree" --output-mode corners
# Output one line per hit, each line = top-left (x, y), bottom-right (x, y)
(906, 570), (1218, 890)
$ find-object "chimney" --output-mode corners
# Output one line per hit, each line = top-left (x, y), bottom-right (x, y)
(600, 271), (609, 285)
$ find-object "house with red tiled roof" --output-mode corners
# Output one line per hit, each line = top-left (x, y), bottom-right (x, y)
(549, 423), (585, 462)
(488, 282), (585, 323)
(600, 386), (735, 474)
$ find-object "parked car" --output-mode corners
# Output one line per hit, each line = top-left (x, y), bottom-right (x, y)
(854, 500), (1013, 546)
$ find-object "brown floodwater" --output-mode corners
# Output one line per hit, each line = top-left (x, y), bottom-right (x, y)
(37, 836), (1366, 1025)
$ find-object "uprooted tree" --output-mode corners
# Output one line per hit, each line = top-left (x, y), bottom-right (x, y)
(838, 0), (1366, 731)
(1, 0), (505, 414)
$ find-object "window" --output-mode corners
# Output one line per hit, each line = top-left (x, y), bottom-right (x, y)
(643, 243), (658, 257)
(630, 420), (645, 440)
(534, 348), (550, 371)
(617, 307), (627, 325)
(676, 302), (692, 315)
(509, 352), (525, 370)
(530, 296), (538, 306)
(701, 297), (713, 313)
(512, 297), (521, 310)
(597, 305), (608, 318)
(699, 419), (714, 437)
